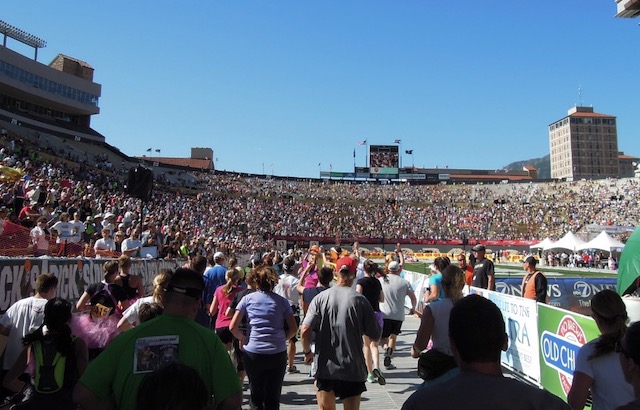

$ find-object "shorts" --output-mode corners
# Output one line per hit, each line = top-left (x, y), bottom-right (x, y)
(382, 319), (403, 338)
(315, 378), (367, 400)
(215, 327), (233, 344)
(374, 311), (384, 331)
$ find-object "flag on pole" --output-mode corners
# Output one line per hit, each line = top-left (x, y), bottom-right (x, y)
(405, 149), (413, 154)
(357, 140), (367, 146)
(146, 148), (152, 152)
(155, 149), (161, 153)
(394, 139), (401, 144)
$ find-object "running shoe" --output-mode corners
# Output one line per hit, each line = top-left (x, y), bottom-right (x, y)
(287, 366), (300, 374)
(372, 368), (386, 385)
(367, 374), (377, 383)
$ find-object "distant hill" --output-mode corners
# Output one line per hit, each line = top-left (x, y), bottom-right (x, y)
(504, 155), (551, 179)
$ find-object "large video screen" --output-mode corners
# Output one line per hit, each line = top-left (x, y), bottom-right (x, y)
(369, 145), (399, 175)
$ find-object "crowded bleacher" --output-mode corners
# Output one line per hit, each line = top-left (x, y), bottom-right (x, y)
(1, 125), (638, 259)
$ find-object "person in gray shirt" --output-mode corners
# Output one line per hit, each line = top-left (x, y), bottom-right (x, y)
(301, 261), (381, 410)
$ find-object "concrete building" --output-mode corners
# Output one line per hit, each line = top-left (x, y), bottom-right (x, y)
(619, 152), (640, 178)
(0, 20), (103, 142)
(615, 0), (640, 17)
(549, 106), (619, 180)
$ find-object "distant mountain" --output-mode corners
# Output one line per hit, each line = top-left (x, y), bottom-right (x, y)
(504, 155), (551, 179)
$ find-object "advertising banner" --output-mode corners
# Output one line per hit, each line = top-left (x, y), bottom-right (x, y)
(470, 287), (541, 384)
(495, 277), (616, 316)
(0, 258), (181, 315)
(538, 304), (598, 402)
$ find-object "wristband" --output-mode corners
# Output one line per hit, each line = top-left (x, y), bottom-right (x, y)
(303, 350), (312, 355)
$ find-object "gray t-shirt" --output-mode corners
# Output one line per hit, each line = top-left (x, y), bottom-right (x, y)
(303, 285), (380, 382)
(402, 372), (571, 410)
(379, 274), (414, 321)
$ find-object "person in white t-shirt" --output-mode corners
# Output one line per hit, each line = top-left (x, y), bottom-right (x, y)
(69, 212), (86, 243)
(0, 273), (58, 375)
(30, 216), (50, 256)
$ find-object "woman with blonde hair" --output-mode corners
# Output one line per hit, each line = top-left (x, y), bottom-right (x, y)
(117, 269), (173, 332)
(210, 266), (244, 351)
(115, 254), (145, 302)
(411, 264), (465, 385)
(230, 266), (297, 410)
(568, 289), (634, 410)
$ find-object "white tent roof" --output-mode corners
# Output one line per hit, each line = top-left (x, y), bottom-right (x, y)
(543, 231), (586, 251)
(530, 238), (555, 249)
(578, 231), (625, 252)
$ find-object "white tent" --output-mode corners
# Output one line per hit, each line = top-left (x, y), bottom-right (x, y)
(530, 238), (555, 249)
(578, 231), (625, 252)
(543, 231), (586, 251)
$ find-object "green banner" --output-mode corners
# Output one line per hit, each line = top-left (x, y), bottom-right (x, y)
(538, 304), (598, 403)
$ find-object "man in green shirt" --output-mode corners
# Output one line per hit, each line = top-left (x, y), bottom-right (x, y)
(73, 268), (242, 410)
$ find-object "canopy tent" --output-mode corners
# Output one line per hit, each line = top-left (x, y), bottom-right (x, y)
(578, 231), (625, 253)
(530, 238), (555, 249)
(618, 226), (640, 295)
(543, 231), (586, 252)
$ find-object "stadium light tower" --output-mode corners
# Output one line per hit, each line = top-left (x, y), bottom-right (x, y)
(0, 20), (47, 60)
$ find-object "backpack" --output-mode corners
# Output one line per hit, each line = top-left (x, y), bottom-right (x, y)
(32, 338), (75, 394)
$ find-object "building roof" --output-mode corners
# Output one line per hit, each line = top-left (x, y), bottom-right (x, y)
(619, 154), (639, 160)
(568, 111), (615, 118)
(523, 165), (537, 171)
(448, 174), (533, 182)
(50, 54), (93, 69)
(137, 157), (212, 170)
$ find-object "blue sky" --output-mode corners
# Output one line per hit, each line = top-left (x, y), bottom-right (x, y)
(5, 2), (639, 177)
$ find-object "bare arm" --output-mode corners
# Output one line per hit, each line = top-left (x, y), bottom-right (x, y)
(117, 316), (134, 332)
(408, 290), (418, 316)
(229, 310), (246, 345)
(426, 283), (439, 302)
(567, 371), (593, 410)
(209, 294), (219, 317)
(76, 292), (91, 311)
(411, 306), (434, 358)
(301, 323), (313, 364)
(2, 347), (29, 393)
(284, 313), (298, 341)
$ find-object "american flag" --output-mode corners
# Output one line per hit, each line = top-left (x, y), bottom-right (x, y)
(393, 139), (401, 144)
(357, 140), (367, 146)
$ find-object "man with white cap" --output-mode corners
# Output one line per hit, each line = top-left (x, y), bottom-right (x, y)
(203, 251), (227, 324)
(380, 259), (417, 371)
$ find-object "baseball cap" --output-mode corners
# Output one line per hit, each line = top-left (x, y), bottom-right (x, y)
(388, 261), (401, 272)
(165, 268), (204, 299)
(524, 255), (538, 266)
(335, 256), (357, 275)
(472, 244), (486, 252)
(214, 251), (225, 259)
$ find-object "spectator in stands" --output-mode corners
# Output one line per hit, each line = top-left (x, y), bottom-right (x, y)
(30, 216), (50, 256)
(402, 295), (570, 410)
(93, 228), (117, 258)
(17, 200), (39, 227)
(121, 227), (142, 257)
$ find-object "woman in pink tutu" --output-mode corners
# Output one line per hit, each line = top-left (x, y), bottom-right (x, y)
(73, 260), (130, 359)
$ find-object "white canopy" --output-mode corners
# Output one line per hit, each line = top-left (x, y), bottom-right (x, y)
(578, 231), (625, 252)
(543, 231), (586, 251)
(530, 238), (555, 249)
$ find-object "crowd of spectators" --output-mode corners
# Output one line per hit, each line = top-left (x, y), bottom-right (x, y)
(1, 127), (639, 258)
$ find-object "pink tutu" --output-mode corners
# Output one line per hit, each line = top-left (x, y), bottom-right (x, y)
(71, 313), (120, 349)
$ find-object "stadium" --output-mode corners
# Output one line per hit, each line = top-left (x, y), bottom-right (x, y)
(1, 16), (640, 409)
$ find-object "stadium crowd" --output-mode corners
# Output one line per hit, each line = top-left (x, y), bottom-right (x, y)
(0, 127), (639, 258)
